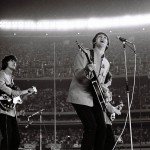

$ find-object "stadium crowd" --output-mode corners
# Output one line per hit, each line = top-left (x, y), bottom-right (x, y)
(19, 126), (150, 149)
(1, 31), (150, 149)
(0, 31), (150, 78)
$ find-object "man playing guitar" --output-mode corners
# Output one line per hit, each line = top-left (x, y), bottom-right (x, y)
(0, 55), (36, 150)
(67, 32), (122, 150)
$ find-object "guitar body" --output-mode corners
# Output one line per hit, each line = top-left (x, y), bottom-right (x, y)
(0, 95), (23, 111)
(0, 84), (20, 111)
(0, 94), (15, 111)
(0, 85), (37, 111)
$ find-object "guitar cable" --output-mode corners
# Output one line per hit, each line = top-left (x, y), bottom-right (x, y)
(112, 43), (136, 150)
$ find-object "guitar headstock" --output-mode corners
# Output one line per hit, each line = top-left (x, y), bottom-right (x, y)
(32, 86), (37, 94)
(75, 41), (89, 54)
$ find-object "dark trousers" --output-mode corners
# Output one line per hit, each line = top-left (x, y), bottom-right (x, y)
(105, 124), (116, 150)
(72, 102), (115, 150)
(0, 114), (20, 150)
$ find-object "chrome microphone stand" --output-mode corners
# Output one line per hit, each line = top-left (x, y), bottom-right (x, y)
(25, 109), (45, 150)
(122, 41), (133, 150)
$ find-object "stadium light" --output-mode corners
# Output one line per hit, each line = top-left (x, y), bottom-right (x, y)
(1, 14), (150, 31)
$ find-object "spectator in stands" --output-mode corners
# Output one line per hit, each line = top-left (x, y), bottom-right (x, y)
(67, 32), (121, 150)
(0, 55), (35, 150)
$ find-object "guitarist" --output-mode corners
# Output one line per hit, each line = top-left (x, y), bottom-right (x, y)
(67, 32), (121, 150)
(0, 55), (35, 150)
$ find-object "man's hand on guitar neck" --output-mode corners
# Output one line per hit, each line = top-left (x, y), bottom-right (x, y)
(84, 64), (96, 79)
(85, 63), (96, 72)
(27, 87), (36, 94)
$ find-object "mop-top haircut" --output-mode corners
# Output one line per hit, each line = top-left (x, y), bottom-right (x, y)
(1, 55), (17, 70)
(92, 32), (110, 51)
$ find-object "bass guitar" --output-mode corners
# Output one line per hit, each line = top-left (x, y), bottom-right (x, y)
(75, 41), (123, 122)
(75, 41), (107, 111)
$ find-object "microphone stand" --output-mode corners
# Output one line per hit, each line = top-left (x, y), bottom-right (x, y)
(122, 41), (133, 150)
(25, 109), (45, 150)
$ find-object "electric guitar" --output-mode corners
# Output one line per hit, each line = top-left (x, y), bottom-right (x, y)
(0, 86), (37, 111)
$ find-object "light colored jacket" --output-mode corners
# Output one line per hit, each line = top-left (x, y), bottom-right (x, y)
(67, 49), (110, 107)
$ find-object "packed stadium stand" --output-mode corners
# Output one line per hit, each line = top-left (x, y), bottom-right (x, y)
(0, 30), (150, 150)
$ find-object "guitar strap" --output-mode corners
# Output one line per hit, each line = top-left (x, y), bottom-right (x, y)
(90, 49), (104, 71)
(89, 49), (105, 106)
(90, 49), (94, 64)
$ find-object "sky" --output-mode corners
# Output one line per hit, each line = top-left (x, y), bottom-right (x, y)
(1, 0), (150, 19)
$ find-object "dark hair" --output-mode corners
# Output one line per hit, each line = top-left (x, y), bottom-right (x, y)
(92, 32), (110, 51)
(1, 55), (17, 70)
(104, 71), (112, 84)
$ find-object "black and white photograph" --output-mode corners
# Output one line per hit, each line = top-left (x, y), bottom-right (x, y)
(0, 0), (150, 150)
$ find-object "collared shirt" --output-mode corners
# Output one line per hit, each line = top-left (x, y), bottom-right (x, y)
(0, 70), (16, 117)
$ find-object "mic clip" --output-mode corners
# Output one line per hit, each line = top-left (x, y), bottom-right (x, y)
(117, 36), (133, 44)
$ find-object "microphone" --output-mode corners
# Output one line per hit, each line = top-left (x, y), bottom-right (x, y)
(116, 36), (133, 44)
